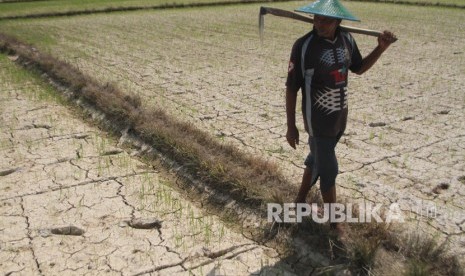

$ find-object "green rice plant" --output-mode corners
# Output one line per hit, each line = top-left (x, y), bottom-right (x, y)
(378, 132), (384, 141)
(390, 159), (399, 168)
(138, 182), (146, 201)
(76, 143), (83, 159)
(97, 158), (103, 177)
(155, 186), (162, 206)
(173, 201), (183, 219)
(118, 154), (130, 171)
(174, 233), (182, 248)
(46, 114), (54, 127)
(95, 135), (106, 155)
(217, 224), (225, 243)
(203, 219), (212, 245)
(189, 208), (195, 229)
(406, 260), (431, 276)
(0, 137), (8, 150)
(163, 187), (172, 206)
(142, 172), (155, 192)
(25, 137), (33, 151)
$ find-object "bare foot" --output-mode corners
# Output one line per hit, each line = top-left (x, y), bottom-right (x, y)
(330, 223), (348, 243)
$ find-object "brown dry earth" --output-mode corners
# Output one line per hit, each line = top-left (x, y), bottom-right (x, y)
(0, 56), (289, 275)
(13, 2), (463, 261)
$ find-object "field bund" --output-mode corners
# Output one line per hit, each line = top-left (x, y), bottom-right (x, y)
(1, 0), (464, 271)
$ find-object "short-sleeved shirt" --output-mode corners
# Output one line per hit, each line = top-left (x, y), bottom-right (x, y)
(286, 28), (362, 138)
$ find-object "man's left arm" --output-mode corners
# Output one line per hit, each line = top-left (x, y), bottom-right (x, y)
(354, 31), (396, 75)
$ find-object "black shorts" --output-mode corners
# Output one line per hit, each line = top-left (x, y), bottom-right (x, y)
(304, 135), (341, 193)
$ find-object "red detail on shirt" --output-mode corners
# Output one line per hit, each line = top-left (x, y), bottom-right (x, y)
(330, 69), (346, 84)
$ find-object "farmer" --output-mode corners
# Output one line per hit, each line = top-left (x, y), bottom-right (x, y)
(285, 0), (396, 234)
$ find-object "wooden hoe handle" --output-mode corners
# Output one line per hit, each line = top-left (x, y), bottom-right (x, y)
(259, 6), (396, 41)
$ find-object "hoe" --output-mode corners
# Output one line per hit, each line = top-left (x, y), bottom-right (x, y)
(259, 6), (398, 42)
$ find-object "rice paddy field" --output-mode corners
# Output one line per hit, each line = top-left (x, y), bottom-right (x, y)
(0, 0), (463, 19)
(1, 0), (464, 273)
(0, 0), (256, 18)
(348, 0), (465, 6)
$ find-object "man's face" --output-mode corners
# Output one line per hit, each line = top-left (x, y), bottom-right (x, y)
(313, 15), (340, 39)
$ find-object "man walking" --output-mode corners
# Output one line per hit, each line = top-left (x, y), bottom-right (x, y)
(285, 0), (396, 233)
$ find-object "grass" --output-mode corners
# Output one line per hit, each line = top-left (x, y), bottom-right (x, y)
(347, 0), (465, 7)
(0, 55), (64, 104)
(407, 260), (431, 275)
(400, 232), (462, 275)
(0, 0), (282, 19)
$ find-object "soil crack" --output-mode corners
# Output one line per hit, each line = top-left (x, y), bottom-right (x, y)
(19, 197), (43, 275)
(0, 171), (154, 201)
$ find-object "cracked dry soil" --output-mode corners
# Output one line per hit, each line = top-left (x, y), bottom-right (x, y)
(18, 2), (464, 259)
(1, 2), (464, 272)
(0, 56), (286, 275)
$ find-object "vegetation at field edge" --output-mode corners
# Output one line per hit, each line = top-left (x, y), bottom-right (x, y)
(346, 0), (465, 8)
(0, 0), (463, 21)
(0, 0), (282, 19)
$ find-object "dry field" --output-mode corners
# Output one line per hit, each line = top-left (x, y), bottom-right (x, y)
(1, 0), (464, 271)
(0, 53), (288, 275)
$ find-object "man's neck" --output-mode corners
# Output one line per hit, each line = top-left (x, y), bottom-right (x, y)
(315, 27), (340, 41)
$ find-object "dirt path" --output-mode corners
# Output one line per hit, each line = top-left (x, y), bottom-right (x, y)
(0, 55), (288, 275)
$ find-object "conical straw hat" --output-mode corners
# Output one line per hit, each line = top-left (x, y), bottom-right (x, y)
(295, 0), (360, 22)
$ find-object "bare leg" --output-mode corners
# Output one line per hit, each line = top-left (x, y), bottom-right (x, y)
(294, 167), (313, 203)
(322, 185), (346, 238)
(321, 185), (336, 205)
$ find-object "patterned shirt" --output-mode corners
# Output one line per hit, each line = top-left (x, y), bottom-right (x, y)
(286, 28), (362, 137)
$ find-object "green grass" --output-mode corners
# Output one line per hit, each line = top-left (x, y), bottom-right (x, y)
(0, 0), (261, 18)
(348, 0), (465, 6)
(0, 54), (65, 104)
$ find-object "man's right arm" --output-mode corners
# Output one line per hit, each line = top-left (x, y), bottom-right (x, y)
(286, 86), (299, 149)
(285, 35), (307, 149)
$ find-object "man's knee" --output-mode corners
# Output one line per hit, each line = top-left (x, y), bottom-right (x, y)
(319, 165), (338, 193)
(320, 174), (337, 193)
(320, 178), (336, 194)
(319, 159), (338, 178)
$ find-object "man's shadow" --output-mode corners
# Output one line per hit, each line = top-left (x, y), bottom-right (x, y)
(251, 218), (352, 276)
